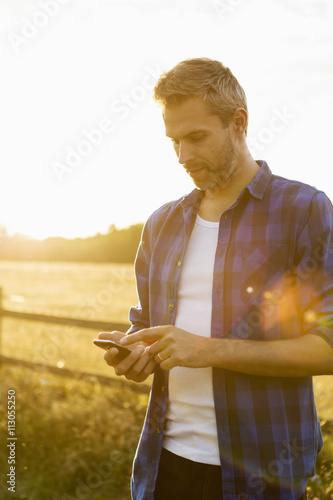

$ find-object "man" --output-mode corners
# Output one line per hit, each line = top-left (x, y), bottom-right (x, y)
(98, 58), (333, 500)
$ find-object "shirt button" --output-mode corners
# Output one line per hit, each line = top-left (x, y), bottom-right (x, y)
(224, 214), (228, 220)
(177, 261), (182, 267)
(161, 386), (166, 392)
(169, 303), (174, 310)
(156, 427), (162, 434)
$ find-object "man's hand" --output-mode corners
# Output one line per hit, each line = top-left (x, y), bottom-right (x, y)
(120, 328), (333, 377)
(119, 325), (215, 370)
(97, 331), (156, 382)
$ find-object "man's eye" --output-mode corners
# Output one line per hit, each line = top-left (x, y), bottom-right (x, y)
(190, 135), (204, 142)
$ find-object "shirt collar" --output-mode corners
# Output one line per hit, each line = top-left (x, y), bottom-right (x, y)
(181, 188), (204, 209)
(245, 160), (272, 200)
(181, 160), (272, 208)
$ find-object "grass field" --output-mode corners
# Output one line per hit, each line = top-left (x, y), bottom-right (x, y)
(0, 261), (138, 378)
(0, 261), (332, 499)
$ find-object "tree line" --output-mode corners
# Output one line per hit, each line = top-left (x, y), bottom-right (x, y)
(0, 224), (144, 263)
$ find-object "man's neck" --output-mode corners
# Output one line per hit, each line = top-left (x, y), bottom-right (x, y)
(198, 159), (260, 222)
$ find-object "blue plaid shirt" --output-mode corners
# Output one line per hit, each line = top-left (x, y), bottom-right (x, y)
(128, 161), (333, 500)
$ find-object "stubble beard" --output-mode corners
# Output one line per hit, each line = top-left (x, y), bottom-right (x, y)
(187, 133), (237, 191)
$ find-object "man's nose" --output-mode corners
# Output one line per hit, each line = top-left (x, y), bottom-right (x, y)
(178, 142), (195, 165)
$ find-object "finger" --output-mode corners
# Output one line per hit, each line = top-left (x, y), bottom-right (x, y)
(143, 357), (157, 375)
(144, 340), (168, 364)
(146, 340), (164, 358)
(124, 351), (156, 380)
(104, 347), (122, 366)
(159, 358), (174, 371)
(123, 349), (150, 376)
(104, 343), (142, 368)
(154, 351), (169, 365)
(155, 351), (177, 371)
(128, 357), (156, 383)
(120, 327), (164, 346)
(137, 357), (157, 380)
(113, 345), (146, 376)
(98, 331), (125, 342)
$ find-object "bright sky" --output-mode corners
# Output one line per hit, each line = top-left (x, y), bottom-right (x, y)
(0, 0), (332, 239)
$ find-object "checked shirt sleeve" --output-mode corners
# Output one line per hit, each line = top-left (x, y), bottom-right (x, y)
(295, 191), (333, 348)
(127, 218), (152, 334)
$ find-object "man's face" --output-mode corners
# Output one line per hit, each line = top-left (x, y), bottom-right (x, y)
(163, 96), (237, 191)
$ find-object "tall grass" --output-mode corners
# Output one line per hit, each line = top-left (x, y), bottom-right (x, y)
(0, 364), (148, 500)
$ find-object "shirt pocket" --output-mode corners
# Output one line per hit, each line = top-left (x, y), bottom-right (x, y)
(241, 245), (289, 304)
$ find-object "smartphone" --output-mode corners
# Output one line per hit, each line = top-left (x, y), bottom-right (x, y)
(93, 339), (131, 361)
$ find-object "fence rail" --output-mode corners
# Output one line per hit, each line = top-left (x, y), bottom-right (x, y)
(2, 308), (126, 331)
(0, 287), (149, 393)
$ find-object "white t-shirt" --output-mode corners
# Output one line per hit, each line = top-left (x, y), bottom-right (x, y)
(163, 214), (221, 465)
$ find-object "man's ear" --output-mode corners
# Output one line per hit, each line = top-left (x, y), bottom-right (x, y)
(233, 108), (248, 135)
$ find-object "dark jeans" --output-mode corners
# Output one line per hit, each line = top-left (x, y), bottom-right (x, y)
(153, 447), (308, 500)
(154, 448), (222, 500)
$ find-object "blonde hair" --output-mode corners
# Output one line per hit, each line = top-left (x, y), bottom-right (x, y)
(154, 57), (248, 134)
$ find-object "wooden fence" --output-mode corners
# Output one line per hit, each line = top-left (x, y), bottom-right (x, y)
(0, 287), (149, 394)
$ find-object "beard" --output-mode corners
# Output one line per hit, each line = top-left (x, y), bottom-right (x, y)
(184, 131), (237, 191)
